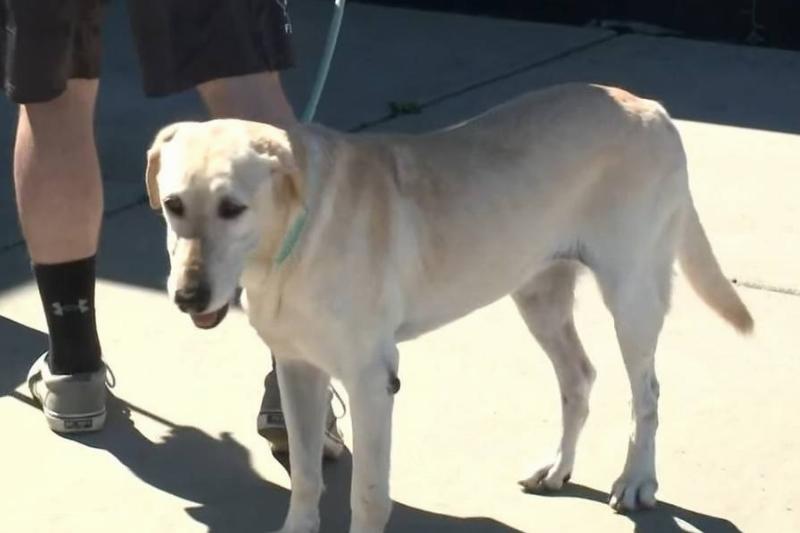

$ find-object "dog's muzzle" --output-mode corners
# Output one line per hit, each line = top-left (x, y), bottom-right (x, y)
(174, 278), (229, 329)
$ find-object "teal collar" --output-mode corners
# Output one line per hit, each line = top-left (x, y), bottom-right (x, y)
(273, 139), (318, 266)
(273, 209), (308, 265)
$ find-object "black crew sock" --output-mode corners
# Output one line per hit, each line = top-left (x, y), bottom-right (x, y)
(33, 256), (102, 375)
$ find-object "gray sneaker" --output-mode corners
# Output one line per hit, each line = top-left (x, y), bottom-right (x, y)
(257, 369), (345, 460)
(27, 353), (109, 434)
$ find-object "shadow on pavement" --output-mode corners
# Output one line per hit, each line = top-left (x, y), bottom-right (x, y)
(531, 482), (742, 533)
(272, 448), (521, 533)
(59, 394), (521, 533)
(0, 315), (47, 399)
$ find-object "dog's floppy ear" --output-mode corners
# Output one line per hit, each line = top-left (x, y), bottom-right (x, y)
(145, 123), (186, 211)
(249, 127), (305, 201)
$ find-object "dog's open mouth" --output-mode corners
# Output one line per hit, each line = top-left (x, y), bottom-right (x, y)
(190, 304), (229, 329)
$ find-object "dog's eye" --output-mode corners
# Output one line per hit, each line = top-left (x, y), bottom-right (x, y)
(163, 196), (185, 217)
(219, 198), (248, 219)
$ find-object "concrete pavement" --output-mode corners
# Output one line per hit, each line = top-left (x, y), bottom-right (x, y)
(1, 2), (798, 532)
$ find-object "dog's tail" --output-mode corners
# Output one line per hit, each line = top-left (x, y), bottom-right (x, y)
(679, 203), (754, 334)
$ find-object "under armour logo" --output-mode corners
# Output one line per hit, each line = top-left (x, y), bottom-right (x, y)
(51, 299), (89, 316)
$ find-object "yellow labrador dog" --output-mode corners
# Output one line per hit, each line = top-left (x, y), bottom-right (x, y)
(146, 83), (752, 533)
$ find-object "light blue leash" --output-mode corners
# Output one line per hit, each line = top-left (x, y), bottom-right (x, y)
(275, 0), (347, 265)
(301, 0), (348, 123)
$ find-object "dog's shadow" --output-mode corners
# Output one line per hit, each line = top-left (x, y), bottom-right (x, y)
(69, 394), (520, 533)
(531, 483), (742, 533)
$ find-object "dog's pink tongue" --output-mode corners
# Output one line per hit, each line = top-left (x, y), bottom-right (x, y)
(191, 311), (219, 329)
(189, 304), (229, 329)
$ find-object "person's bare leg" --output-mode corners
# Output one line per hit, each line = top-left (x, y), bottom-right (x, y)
(197, 71), (297, 129)
(16, 79), (104, 377)
(15, 79), (102, 263)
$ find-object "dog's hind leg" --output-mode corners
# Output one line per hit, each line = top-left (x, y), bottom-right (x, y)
(272, 357), (331, 533)
(513, 261), (596, 492)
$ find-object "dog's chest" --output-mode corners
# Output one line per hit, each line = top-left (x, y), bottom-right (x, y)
(240, 282), (347, 366)
(241, 285), (296, 346)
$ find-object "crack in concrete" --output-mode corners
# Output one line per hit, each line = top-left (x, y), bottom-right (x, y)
(732, 279), (800, 297)
(349, 32), (620, 133)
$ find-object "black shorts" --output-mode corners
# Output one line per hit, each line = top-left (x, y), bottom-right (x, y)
(0, 0), (294, 103)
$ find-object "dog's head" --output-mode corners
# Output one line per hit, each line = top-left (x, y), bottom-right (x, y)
(145, 120), (304, 329)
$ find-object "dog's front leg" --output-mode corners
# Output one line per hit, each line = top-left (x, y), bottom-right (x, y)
(343, 346), (398, 533)
(273, 357), (330, 533)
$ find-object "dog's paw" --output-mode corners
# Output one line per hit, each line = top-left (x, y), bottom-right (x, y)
(608, 474), (658, 512)
(518, 462), (572, 492)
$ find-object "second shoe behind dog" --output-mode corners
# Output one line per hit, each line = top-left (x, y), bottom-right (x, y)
(145, 83), (752, 533)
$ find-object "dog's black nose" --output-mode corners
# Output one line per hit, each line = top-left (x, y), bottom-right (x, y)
(174, 281), (211, 313)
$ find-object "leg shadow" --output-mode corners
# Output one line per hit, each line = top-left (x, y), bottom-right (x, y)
(531, 483), (742, 533)
(3, 318), (518, 532)
(72, 393), (290, 533)
(0, 315), (47, 401)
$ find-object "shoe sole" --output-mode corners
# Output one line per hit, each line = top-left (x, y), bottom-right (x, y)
(44, 408), (106, 434)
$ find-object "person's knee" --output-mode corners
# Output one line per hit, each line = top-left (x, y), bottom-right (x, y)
(197, 71), (296, 127)
(198, 71), (281, 97)
(20, 79), (98, 140)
